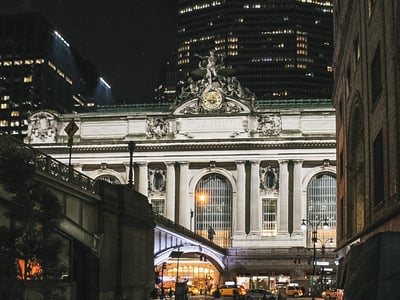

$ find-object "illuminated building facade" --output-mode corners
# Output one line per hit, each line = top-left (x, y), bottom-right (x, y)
(0, 13), (114, 138)
(25, 61), (337, 290)
(177, 0), (333, 100)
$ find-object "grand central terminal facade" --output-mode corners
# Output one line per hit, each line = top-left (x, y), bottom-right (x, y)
(24, 62), (337, 292)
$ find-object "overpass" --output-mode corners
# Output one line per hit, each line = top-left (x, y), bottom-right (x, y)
(0, 133), (227, 299)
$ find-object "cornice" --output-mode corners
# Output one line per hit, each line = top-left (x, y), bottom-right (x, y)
(37, 140), (336, 155)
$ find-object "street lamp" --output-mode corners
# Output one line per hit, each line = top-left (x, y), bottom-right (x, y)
(301, 218), (329, 300)
(320, 237), (334, 258)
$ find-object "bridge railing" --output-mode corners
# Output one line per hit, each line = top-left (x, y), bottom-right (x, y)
(0, 132), (97, 194)
(154, 213), (226, 254)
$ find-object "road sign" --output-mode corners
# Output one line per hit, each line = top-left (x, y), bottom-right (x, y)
(64, 120), (79, 138)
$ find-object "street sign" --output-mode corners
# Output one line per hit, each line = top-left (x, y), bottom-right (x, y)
(64, 119), (79, 138)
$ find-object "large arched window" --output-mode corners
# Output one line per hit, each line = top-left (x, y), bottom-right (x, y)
(95, 174), (121, 185)
(306, 173), (337, 248)
(194, 173), (232, 248)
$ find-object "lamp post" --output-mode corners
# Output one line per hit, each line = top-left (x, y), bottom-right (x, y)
(301, 218), (329, 300)
(318, 237), (334, 291)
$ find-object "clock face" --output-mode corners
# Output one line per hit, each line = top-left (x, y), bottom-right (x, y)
(202, 90), (223, 111)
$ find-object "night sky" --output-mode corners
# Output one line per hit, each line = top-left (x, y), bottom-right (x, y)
(0, 0), (177, 104)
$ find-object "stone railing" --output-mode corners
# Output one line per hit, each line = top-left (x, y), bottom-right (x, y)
(0, 131), (97, 194)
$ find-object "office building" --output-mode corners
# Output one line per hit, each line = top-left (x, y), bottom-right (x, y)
(176, 0), (333, 100)
(0, 13), (114, 138)
(333, 0), (400, 298)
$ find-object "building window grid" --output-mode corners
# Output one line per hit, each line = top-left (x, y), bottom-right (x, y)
(151, 198), (165, 216)
(262, 198), (277, 236)
(306, 173), (337, 247)
(195, 173), (232, 248)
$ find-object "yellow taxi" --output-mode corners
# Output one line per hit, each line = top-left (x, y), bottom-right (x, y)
(187, 285), (200, 296)
(218, 284), (247, 296)
(321, 289), (337, 299)
(286, 286), (303, 297)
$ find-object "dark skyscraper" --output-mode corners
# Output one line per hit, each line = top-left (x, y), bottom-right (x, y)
(0, 13), (114, 138)
(176, 0), (333, 100)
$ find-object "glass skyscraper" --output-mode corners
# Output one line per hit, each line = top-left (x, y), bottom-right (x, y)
(177, 0), (333, 100)
(0, 13), (114, 138)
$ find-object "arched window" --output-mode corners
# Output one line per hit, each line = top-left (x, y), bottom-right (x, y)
(306, 173), (337, 248)
(194, 173), (232, 248)
(95, 174), (121, 185)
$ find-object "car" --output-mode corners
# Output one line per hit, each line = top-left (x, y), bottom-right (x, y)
(321, 289), (337, 299)
(187, 285), (200, 296)
(286, 286), (303, 298)
(246, 289), (276, 300)
(217, 284), (247, 296)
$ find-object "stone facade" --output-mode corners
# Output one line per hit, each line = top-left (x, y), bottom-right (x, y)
(25, 63), (337, 288)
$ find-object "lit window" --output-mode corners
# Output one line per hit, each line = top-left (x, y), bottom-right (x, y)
(262, 198), (277, 236)
(14, 60), (23, 65)
(35, 59), (44, 64)
(0, 120), (8, 127)
(10, 111), (19, 117)
(18, 259), (42, 280)
(327, 66), (333, 72)
(48, 61), (56, 70)
(57, 69), (65, 78)
(25, 59), (34, 65)
(306, 173), (337, 248)
(24, 76), (33, 83)
(1, 103), (9, 109)
(1, 95), (10, 101)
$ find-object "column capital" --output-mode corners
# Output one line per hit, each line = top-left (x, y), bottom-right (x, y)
(278, 159), (289, 165)
(292, 159), (304, 165)
(135, 161), (148, 166)
(166, 161), (176, 166)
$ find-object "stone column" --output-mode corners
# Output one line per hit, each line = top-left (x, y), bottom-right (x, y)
(249, 160), (260, 235)
(278, 160), (289, 233)
(165, 162), (176, 221)
(235, 161), (246, 235)
(137, 162), (148, 197)
(293, 160), (303, 232)
(124, 163), (133, 186)
(178, 162), (190, 229)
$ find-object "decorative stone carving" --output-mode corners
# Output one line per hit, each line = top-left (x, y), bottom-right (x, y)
(148, 168), (166, 193)
(257, 114), (282, 136)
(174, 50), (256, 115)
(146, 117), (169, 138)
(260, 166), (279, 191)
(28, 111), (58, 143)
